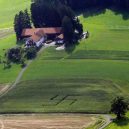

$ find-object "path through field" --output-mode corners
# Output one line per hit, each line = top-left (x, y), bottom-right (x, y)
(0, 28), (14, 39)
(0, 114), (96, 129)
(0, 45), (48, 99)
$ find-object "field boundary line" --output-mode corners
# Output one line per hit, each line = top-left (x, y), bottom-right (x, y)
(0, 28), (14, 40)
(113, 82), (129, 96)
(0, 27), (13, 31)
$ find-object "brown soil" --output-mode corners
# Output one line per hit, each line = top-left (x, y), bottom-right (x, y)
(0, 114), (96, 129)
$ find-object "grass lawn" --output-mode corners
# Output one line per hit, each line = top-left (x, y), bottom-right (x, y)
(105, 112), (129, 129)
(0, 35), (21, 84)
(0, 0), (30, 28)
(0, 9), (129, 113)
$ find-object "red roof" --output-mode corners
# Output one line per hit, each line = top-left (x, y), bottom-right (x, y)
(22, 27), (62, 37)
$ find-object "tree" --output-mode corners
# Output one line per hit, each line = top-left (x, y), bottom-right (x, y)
(14, 9), (31, 41)
(7, 47), (23, 63)
(110, 96), (128, 119)
(25, 47), (37, 59)
(62, 16), (74, 47)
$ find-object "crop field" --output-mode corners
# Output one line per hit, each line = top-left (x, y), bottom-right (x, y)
(0, 78), (125, 113)
(0, 114), (96, 129)
(0, 9), (129, 113)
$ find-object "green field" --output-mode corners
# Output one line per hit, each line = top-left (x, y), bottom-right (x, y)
(0, 0), (30, 28)
(0, 0), (31, 84)
(0, 35), (21, 84)
(0, 9), (129, 113)
(106, 112), (129, 129)
(0, 0), (30, 83)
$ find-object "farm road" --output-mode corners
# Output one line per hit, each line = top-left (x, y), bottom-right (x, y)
(0, 27), (14, 40)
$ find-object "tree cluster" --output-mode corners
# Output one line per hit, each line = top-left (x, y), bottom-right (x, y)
(61, 0), (129, 10)
(25, 47), (37, 59)
(7, 47), (23, 63)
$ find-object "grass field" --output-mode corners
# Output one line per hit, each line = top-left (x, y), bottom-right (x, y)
(0, 0), (30, 28)
(0, 35), (21, 84)
(0, 9), (129, 113)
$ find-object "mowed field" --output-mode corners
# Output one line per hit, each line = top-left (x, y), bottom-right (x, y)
(0, 0), (30, 28)
(0, 114), (96, 129)
(0, 9), (129, 114)
(0, 0), (30, 84)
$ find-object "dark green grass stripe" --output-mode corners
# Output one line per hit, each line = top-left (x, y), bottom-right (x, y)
(68, 50), (129, 60)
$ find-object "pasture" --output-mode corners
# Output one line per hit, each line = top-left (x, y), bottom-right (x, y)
(0, 35), (21, 84)
(0, 9), (129, 113)
(0, 0), (30, 28)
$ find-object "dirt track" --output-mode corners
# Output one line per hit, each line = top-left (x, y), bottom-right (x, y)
(0, 84), (10, 96)
(0, 28), (14, 39)
(0, 114), (96, 129)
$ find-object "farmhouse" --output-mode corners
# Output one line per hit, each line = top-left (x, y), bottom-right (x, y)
(21, 27), (63, 47)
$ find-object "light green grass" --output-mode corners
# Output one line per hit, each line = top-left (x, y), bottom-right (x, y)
(0, 9), (129, 113)
(0, 0), (31, 28)
(78, 10), (129, 51)
(0, 35), (21, 84)
(105, 112), (129, 129)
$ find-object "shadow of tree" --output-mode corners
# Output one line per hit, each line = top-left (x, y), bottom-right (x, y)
(78, 6), (129, 20)
(82, 7), (106, 18)
(113, 117), (129, 126)
(109, 7), (129, 20)
(65, 41), (79, 54)
(65, 44), (76, 54)
(16, 40), (25, 45)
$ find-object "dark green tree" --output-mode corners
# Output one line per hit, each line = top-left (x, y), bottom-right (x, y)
(25, 47), (37, 59)
(14, 10), (31, 41)
(110, 96), (128, 119)
(7, 47), (22, 63)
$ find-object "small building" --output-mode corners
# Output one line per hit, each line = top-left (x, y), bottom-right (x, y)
(21, 27), (63, 47)
(55, 34), (64, 45)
